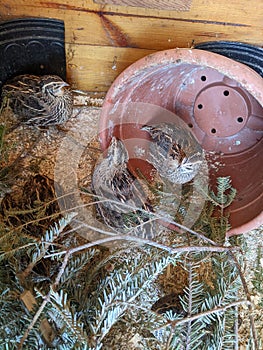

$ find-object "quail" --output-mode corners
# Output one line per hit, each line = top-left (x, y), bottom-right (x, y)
(141, 123), (204, 184)
(0, 174), (62, 237)
(151, 292), (186, 315)
(0, 174), (71, 287)
(91, 137), (155, 237)
(1, 74), (73, 126)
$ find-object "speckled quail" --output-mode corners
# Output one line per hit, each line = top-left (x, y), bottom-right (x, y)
(1, 74), (73, 126)
(141, 123), (204, 184)
(0, 174), (62, 237)
(151, 292), (186, 315)
(91, 137), (155, 237)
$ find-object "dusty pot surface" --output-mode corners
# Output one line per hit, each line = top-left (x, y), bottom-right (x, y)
(99, 48), (263, 236)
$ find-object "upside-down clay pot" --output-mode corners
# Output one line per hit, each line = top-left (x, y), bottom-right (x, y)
(99, 48), (263, 236)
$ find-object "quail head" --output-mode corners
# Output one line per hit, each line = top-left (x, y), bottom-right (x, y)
(141, 123), (204, 184)
(91, 137), (155, 237)
(1, 74), (73, 126)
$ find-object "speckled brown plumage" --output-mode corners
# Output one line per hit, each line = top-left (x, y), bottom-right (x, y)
(151, 292), (186, 315)
(1, 74), (73, 126)
(91, 137), (155, 237)
(0, 174), (62, 237)
(142, 123), (204, 184)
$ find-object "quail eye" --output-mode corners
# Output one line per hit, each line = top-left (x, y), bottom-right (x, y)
(184, 164), (194, 171)
(51, 85), (64, 97)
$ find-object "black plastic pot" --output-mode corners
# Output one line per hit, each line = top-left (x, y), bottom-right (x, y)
(0, 17), (66, 90)
(195, 41), (263, 78)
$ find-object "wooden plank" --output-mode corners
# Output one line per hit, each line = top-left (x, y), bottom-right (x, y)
(0, 0), (261, 26)
(65, 12), (260, 50)
(0, 0), (262, 92)
(0, 0), (262, 48)
(66, 45), (155, 91)
(93, 0), (192, 11)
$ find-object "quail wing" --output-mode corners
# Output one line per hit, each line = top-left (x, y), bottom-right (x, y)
(92, 137), (156, 237)
(142, 123), (204, 184)
(1, 74), (73, 126)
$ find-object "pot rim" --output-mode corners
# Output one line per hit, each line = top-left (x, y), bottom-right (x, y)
(106, 48), (263, 106)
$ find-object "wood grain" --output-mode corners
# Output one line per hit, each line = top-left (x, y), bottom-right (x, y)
(0, 0), (262, 91)
(66, 44), (155, 91)
(93, 0), (192, 11)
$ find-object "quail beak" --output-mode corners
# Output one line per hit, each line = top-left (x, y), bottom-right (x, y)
(60, 82), (70, 88)
(57, 82), (70, 95)
(141, 125), (153, 134)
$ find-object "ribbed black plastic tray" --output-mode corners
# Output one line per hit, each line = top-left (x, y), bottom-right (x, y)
(195, 41), (263, 78)
(0, 17), (66, 90)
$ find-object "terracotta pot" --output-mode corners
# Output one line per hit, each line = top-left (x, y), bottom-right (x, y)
(99, 48), (263, 236)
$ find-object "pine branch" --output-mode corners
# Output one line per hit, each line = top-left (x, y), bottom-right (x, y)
(1, 164), (256, 350)
(209, 177), (237, 209)
(17, 214), (76, 284)
(17, 213), (77, 349)
(147, 250), (247, 349)
(15, 233), (238, 349)
(156, 299), (250, 331)
(59, 249), (98, 286)
(180, 259), (205, 350)
(45, 288), (87, 345)
(90, 253), (178, 344)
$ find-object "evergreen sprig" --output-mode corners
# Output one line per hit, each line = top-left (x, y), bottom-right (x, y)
(209, 176), (237, 209)
(43, 288), (88, 346)
(0, 174), (261, 349)
(88, 250), (181, 346)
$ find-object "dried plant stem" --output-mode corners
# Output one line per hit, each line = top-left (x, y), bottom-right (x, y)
(9, 196), (108, 233)
(7, 190), (221, 248)
(46, 234), (239, 259)
(234, 305), (239, 350)
(156, 299), (250, 331)
(166, 324), (177, 350)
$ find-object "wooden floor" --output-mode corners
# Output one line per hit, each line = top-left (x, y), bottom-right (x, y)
(0, 0), (262, 92)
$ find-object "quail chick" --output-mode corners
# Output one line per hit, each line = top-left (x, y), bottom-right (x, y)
(141, 123), (204, 184)
(0, 174), (62, 237)
(91, 137), (155, 237)
(151, 292), (186, 315)
(1, 74), (73, 126)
